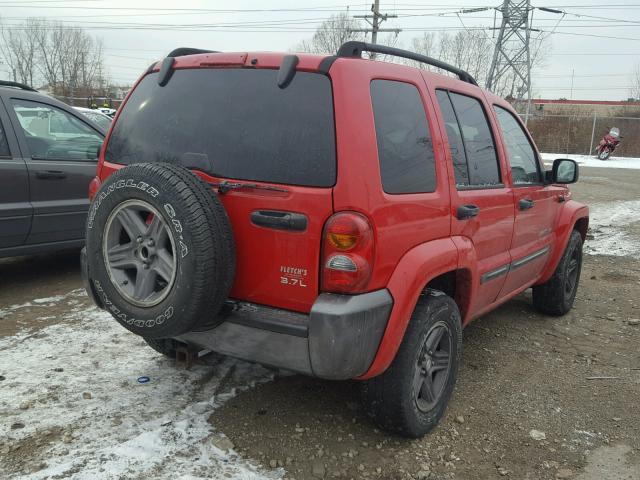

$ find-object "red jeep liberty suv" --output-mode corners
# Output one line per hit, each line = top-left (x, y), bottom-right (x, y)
(82, 42), (589, 438)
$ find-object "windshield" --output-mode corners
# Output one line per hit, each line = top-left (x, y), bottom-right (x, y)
(609, 127), (620, 137)
(105, 68), (336, 187)
(83, 111), (112, 130)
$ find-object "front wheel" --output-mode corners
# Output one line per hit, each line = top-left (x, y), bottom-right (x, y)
(598, 148), (611, 160)
(362, 290), (462, 438)
(532, 230), (583, 316)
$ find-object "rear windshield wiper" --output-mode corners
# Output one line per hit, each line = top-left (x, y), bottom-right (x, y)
(209, 180), (288, 194)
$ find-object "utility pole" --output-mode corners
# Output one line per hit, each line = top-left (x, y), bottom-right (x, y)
(486, 0), (536, 124)
(350, 0), (401, 58)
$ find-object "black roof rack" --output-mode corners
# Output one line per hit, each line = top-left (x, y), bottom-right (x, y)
(336, 41), (478, 86)
(0, 80), (37, 92)
(167, 47), (219, 58)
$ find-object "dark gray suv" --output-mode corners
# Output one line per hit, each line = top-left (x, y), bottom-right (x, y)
(0, 81), (105, 258)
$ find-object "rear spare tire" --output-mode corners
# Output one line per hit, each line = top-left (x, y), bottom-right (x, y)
(86, 163), (235, 338)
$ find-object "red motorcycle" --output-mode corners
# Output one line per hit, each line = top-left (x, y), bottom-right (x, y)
(595, 127), (622, 160)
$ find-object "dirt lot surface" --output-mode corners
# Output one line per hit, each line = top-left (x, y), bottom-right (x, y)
(1, 166), (639, 480)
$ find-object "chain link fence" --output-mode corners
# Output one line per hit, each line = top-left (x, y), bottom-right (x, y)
(519, 113), (640, 157)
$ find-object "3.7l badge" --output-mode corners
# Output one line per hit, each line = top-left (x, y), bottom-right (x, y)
(280, 265), (308, 288)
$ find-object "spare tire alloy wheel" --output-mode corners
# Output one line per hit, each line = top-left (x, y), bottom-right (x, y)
(86, 163), (235, 339)
(103, 199), (177, 308)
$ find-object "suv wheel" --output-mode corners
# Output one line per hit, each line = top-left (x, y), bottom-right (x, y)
(362, 290), (462, 438)
(532, 230), (583, 316)
(85, 162), (235, 338)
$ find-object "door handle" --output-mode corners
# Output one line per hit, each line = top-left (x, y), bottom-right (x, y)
(519, 198), (535, 211)
(251, 210), (307, 232)
(456, 204), (480, 220)
(36, 170), (67, 180)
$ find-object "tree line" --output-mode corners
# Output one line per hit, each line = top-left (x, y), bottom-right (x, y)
(0, 17), (107, 98)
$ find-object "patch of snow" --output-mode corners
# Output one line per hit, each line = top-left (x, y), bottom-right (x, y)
(0, 289), (87, 320)
(541, 153), (640, 170)
(585, 200), (640, 257)
(32, 295), (66, 304)
(0, 298), (277, 480)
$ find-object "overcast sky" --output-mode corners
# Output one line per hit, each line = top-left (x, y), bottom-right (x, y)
(1, 0), (639, 100)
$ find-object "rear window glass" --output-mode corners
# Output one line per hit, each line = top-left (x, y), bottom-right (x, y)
(448, 92), (501, 186)
(105, 69), (336, 187)
(370, 80), (436, 194)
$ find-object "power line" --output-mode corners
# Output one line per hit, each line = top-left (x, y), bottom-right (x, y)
(350, 0), (402, 55)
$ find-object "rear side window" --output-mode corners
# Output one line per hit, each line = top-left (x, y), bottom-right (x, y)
(436, 90), (501, 187)
(493, 106), (541, 185)
(370, 80), (436, 194)
(12, 99), (103, 161)
(106, 69), (336, 187)
(435, 90), (468, 186)
(0, 119), (10, 157)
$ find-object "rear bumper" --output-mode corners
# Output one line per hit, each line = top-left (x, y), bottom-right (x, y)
(178, 289), (393, 380)
(82, 247), (393, 379)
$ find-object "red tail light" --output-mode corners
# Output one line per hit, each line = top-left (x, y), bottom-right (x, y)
(88, 176), (101, 201)
(321, 212), (375, 294)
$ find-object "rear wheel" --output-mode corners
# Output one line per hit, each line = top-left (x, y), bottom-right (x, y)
(362, 290), (462, 438)
(532, 230), (583, 316)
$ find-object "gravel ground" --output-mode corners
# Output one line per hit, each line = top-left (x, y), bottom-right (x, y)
(1, 166), (639, 480)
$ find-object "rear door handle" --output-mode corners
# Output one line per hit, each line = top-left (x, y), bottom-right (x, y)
(519, 198), (535, 211)
(456, 204), (480, 220)
(251, 210), (307, 232)
(36, 170), (67, 180)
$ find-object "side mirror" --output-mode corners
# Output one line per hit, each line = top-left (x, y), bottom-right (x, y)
(548, 158), (579, 184)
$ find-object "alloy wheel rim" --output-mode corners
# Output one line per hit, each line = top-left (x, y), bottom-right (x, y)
(103, 199), (177, 308)
(565, 245), (581, 296)
(413, 321), (453, 412)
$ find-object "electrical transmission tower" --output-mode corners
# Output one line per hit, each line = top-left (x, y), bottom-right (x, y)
(349, 0), (401, 58)
(486, 0), (536, 122)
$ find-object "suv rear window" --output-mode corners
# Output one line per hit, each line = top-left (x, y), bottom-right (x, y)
(370, 80), (436, 194)
(105, 69), (336, 187)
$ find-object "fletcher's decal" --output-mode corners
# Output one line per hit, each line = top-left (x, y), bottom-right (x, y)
(280, 265), (308, 288)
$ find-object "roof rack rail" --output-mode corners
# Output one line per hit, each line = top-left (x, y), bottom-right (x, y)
(167, 47), (219, 58)
(0, 80), (37, 92)
(336, 41), (478, 86)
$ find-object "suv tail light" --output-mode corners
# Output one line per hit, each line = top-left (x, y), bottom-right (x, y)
(321, 212), (375, 294)
(88, 176), (101, 201)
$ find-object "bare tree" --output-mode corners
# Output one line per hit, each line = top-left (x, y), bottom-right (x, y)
(0, 17), (107, 96)
(296, 13), (364, 54)
(631, 63), (640, 100)
(0, 17), (42, 86)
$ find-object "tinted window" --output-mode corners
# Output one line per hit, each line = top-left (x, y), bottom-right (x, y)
(106, 69), (336, 187)
(12, 100), (103, 161)
(0, 119), (9, 157)
(449, 93), (500, 186)
(371, 80), (436, 194)
(435, 90), (468, 186)
(493, 106), (541, 185)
